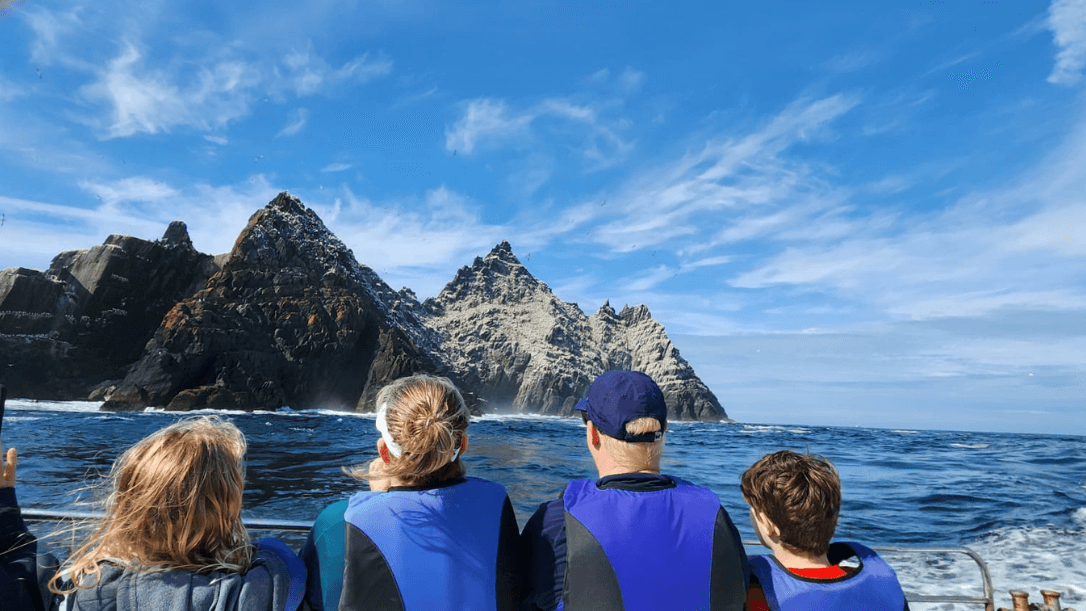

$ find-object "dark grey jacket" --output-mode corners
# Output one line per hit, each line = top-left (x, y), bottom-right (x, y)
(59, 540), (305, 611)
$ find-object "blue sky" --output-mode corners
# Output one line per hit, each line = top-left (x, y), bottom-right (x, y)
(0, 1), (1084, 434)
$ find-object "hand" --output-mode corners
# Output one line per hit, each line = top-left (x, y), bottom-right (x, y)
(0, 443), (15, 489)
(367, 457), (391, 492)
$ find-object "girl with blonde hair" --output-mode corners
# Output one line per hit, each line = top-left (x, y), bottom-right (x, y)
(301, 374), (521, 611)
(51, 416), (305, 611)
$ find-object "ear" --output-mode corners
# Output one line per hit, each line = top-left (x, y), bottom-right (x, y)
(587, 421), (601, 448)
(460, 434), (469, 455)
(753, 509), (780, 542)
(377, 438), (392, 464)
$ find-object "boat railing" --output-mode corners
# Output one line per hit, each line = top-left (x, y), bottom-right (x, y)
(22, 511), (995, 609)
(22, 510), (315, 533)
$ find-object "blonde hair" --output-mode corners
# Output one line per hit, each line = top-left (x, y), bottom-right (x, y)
(51, 416), (252, 594)
(598, 417), (665, 471)
(348, 375), (470, 487)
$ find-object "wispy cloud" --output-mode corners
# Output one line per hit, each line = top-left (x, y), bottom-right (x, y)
(281, 46), (393, 96)
(444, 90), (636, 169)
(625, 265), (676, 292)
(22, 5), (86, 67)
(1047, 0), (1086, 85)
(80, 176), (179, 206)
(321, 162), (352, 173)
(0, 106), (111, 175)
(312, 185), (508, 296)
(591, 95), (859, 253)
(823, 51), (880, 73)
(276, 108), (309, 137)
(66, 174), (281, 256)
(726, 109), (1086, 319)
(81, 43), (262, 138)
(444, 99), (534, 154)
(585, 66), (645, 93)
(20, 5), (393, 140)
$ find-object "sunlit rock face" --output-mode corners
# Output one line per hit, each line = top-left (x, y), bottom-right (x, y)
(423, 241), (730, 422)
(1, 192), (727, 421)
(0, 222), (218, 399)
(103, 193), (445, 412)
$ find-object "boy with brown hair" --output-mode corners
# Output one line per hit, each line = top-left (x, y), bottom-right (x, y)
(741, 450), (908, 611)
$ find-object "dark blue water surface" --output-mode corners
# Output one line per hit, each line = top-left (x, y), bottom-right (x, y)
(3, 401), (1085, 607)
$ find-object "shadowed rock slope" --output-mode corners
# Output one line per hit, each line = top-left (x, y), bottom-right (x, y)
(102, 193), (445, 412)
(0, 222), (218, 398)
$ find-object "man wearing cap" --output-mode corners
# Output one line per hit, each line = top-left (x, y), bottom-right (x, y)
(521, 371), (749, 611)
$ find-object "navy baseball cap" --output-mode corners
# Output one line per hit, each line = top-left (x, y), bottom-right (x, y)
(575, 371), (667, 442)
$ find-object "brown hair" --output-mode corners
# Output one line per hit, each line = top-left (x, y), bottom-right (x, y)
(740, 450), (841, 556)
(51, 416), (252, 594)
(347, 375), (469, 487)
(592, 416), (665, 472)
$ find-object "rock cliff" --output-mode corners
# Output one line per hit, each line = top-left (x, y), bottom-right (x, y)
(1, 192), (729, 421)
(102, 193), (446, 412)
(0, 222), (218, 398)
(424, 242), (730, 421)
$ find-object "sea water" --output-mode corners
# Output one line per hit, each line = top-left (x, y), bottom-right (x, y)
(3, 399), (1084, 609)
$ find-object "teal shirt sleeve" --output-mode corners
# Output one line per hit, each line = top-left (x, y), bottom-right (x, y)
(301, 499), (350, 611)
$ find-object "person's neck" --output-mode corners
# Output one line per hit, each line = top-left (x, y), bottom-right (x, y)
(595, 465), (660, 478)
(770, 544), (832, 570)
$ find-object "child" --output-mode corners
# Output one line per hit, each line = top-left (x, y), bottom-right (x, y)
(301, 374), (521, 611)
(740, 450), (908, 611)
(50, 416), (306, 611)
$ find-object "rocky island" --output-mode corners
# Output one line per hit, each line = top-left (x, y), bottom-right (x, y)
(0, 193), (730, 422)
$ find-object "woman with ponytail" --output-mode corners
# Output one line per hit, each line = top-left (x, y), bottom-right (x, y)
(51, 416), (306, 611)
(301, 375), (521, 611)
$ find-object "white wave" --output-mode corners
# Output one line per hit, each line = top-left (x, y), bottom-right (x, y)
(4, 399), (103, 413)
(139, 406), (339, 418)
(1074, 507), (1086, 527)
(301, 409), (374, 419)
(888, 523), (1086, 609)
(473, 412), (576, 423)
(742, 425), (788, 433)
(892, 429), (920, 434)
(949, 443), (990, 449)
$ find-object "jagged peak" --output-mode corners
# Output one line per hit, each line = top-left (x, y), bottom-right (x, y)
(595, 300), (617, 318)
(159, 221), (193, 249)
(619, 303), (654, 323)
(431, 240), (554, 310)
(268, 191), (305, 214)
(226, 193), (357, 279)
(484, 240), (522, 266)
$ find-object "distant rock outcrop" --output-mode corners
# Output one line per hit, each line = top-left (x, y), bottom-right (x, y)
(0, 223), (218, 398)
(102, 193), (446, 412)
(424, 242), (729, 421)
(1, 193), (729, 421)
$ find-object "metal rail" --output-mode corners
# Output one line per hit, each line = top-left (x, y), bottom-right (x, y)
(23, 512), (994, 609)
(22, 509), (314, 532)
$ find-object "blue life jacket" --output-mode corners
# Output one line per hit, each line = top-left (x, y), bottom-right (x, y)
(749, 542), (906, 611)
(560, 476), (743, 611)
(339, 477), (511, 611)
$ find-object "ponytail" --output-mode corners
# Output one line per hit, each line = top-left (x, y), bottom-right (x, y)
(347, 375), (469, 487)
